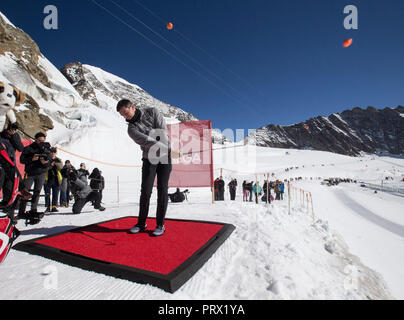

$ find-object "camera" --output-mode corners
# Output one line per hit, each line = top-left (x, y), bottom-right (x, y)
(36, 154), (49, 159)
(40, 142), (51, 154)
(34, 142), (51, 160)
(67, 168), (77, 181)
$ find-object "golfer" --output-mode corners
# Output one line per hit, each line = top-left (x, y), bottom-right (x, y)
(117, 99), (176, 236)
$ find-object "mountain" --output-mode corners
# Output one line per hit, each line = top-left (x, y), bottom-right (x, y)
(60, 62), (198, 123)
(0, 11), (227, 144)
(245, 106), (404, 156)
(0, 11), (83, 138)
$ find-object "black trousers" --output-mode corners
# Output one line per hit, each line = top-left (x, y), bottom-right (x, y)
(72, 191), (102, 214)
(1, 166), (17, 205)
(138, 158), (172, 228)
(0, 160), (24, 206)
(229, 189), (236, 200)
(219, 189), (224, 200)
(19, 173), (46, 213)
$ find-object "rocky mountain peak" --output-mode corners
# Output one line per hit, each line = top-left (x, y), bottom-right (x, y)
(0, 13), (50, 89)
(246, 106), (404, 156)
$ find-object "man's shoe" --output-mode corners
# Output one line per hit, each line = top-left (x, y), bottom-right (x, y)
(51, 206), (58, 213)
(27, 209), (45, 219)
(98, 206), (105, 211)
(152, 225), (165, 237)
(129, 224), (147, 234)
(20, 210), (44, 225)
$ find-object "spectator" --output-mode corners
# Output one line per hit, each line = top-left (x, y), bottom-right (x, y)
(253, 182), (262, 204)
(0, 122), (31, 208)
(89, 168), (103, 193)
(262, 180), (271, 203)
(242, 180), (249, 202)
(44, 147), (63, 212)
(168, 188), (189, 203)
(60, 160), (73, 207)
(280, 182), (285, 200)
(214, 178), (220, 201)
(228, 178), (237, 201)
(18, 132), (51, 219)
(67, 168), (105, 214)
(99, 170), (105, 198)
(275, 182), (281, 200)
(248, 181), (254, 202)
(218, 176), (225, 201)
(78, 163), (90, 183)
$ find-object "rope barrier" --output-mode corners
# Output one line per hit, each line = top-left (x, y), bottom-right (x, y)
(56, 147), (141, 168)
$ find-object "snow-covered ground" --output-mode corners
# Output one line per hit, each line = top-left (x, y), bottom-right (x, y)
(1, 121), (403, 299)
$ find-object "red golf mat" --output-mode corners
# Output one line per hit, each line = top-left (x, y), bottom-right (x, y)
(14, 217), (235, 292)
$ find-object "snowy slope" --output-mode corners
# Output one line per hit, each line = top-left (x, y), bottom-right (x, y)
(1, 112), (402, 299)
(61, 62), (228, 143)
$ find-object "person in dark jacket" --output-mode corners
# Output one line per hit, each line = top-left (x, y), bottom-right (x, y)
(214, 178), (220, 201)
(68, 168), (105, 214)
(218, 176), (225, 201)
(275, 181), (281, 200)
(247, 181), (253, 202)
(18, 132), (51, 218)
(0, 123), (31, 208)
(168, 188), (188, 203)
(99, 170), (105, 198)
(262, 180), (271, 203)
(89, 167), (103, 206)
(60, 160), (73, 207)
(89, 167), (103, 192)
(78, 163), (90, 183)
(228, 178), (237, 200)
(253, 182), (262, 204)
(117, 99), (180, 237)
(44, 147), (63, 213)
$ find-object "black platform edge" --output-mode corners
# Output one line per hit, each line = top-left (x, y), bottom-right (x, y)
(13, 216), (236, 293)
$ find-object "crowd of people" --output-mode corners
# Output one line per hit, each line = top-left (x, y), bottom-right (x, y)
(321, 178), (355, 186)
(214, 176), (286, 204)
(0, 128), (106, 226)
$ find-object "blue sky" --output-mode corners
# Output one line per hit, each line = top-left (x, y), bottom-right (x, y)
(1, 0), (404, 139)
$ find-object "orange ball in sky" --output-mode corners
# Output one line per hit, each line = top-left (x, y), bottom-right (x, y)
(343, 38), (353, 48)
(166, 22), (173, 30)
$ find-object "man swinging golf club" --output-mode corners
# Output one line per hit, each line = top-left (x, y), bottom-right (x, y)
(117, 99), (180, 237)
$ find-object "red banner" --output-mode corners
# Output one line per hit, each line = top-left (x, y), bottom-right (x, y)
(156, 120), (214, 188)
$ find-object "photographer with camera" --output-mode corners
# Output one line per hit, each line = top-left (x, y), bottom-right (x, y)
(78, 163), (90, 184)
(67, 167), (105, 214)
(168, 188), (189, 203)
(18, 132), (51, 222)
(44, 147), (63, 213)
